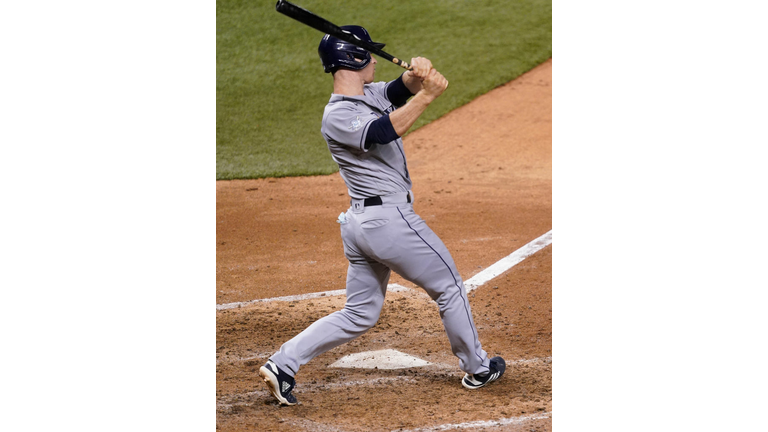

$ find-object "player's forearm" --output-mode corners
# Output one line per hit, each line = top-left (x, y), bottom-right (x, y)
(389, 92), (434, 137)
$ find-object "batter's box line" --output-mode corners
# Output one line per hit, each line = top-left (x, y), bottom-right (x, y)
(393, 411), (552, 432)
(427, 356), (552, 372)
(279, 411), (553, 432)
(216, 230), (552, 310)
(216, 284), (412, 311)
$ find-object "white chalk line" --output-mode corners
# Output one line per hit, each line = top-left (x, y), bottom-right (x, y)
(216, 283), (411, 310)
(288, 418), (351, 432)
(304, 376), (419, 390)
(423, 356), (552, 373)
(394, 412), (552, 432)
(268, 411), (553, 432)
(284, 412), (553, 432)
(216, 230), (552, 310)
(217, 288), (343, 311)
(464, 230), (552, 292)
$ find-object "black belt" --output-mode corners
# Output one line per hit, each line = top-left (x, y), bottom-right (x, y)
(363, 193), (411, 207)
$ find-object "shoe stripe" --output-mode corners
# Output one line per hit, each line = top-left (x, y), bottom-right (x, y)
(463, 369), (503, 389)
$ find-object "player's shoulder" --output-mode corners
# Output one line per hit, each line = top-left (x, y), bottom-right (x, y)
(323, 96), (363, 120)
(322, 96), (365, 137)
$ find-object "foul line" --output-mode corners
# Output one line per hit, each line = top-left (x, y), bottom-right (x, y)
(464, 230), (552, 292)
(216, 230), (552, 311)
(395, 412), (552, 432)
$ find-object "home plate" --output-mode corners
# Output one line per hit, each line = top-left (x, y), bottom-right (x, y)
(330, 349), (431, 369)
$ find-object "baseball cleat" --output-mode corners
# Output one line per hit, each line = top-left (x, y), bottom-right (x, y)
(259, 360), (297, 406)
(462, 356), (506, 389)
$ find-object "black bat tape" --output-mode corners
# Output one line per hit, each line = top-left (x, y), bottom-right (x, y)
(275, 0), (411, 70)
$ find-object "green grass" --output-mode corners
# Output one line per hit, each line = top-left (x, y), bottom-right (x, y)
(217, 0), (551, 179)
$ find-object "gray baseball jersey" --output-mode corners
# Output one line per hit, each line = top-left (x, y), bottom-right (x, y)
(270, 79), (490, 380)
(320, 82), (411, 200)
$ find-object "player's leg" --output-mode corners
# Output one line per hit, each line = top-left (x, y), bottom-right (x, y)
(364, 204), (490, 376)
(268, 234), (389, 377)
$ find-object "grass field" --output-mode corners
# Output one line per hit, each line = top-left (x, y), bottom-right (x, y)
(217, 0), (551, 180)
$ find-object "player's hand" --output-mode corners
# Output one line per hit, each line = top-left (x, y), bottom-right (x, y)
(408, 57), (433, 80)
(421, 68), (449, 101)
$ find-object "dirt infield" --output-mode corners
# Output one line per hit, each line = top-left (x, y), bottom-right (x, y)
(216, 59), (552, 431)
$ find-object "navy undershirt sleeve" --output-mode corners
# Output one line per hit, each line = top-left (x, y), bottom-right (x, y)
(364, 115), (400, 149)
(386, 73), (415, 107)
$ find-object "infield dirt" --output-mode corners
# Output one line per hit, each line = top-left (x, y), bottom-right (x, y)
(217, 59), (552, 431)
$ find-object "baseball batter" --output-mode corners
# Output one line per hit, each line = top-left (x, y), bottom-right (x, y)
(260, 25), (505, 406)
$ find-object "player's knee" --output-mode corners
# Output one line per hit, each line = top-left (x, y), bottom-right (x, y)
(342, 303), (382, 330)
(348, 309), (380, 329)
(432, 284), (464, 310)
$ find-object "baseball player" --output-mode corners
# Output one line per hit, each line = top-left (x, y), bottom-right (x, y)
(259, 25), (505, 406)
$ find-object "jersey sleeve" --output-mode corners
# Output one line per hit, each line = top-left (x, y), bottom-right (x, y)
(321, 102), (379, 152)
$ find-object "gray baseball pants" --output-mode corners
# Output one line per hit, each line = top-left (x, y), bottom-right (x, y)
(270, 192), (490, 377)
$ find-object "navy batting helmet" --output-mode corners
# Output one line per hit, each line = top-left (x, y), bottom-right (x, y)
(318, 25), (385, 73)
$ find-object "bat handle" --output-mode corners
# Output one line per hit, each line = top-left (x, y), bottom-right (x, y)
(392, 58), (412, 71)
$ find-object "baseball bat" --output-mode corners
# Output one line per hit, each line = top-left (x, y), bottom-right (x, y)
(275, 0), (412, 70)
